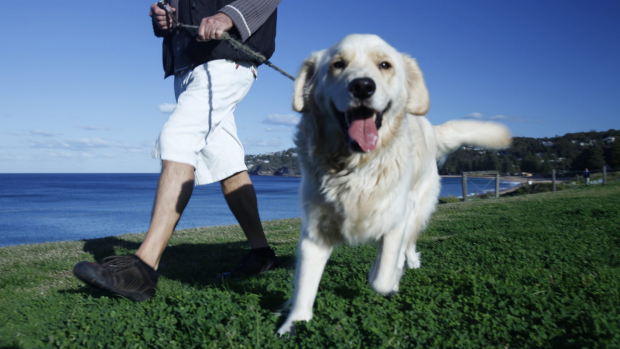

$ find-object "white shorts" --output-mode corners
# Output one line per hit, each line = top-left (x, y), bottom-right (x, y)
(152, 59), (256, 185)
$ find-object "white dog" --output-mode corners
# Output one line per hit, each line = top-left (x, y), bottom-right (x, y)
(277, 34), (511, 335)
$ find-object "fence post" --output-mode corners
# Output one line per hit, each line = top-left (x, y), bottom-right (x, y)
(603, 166), (607, 185)
(462, 173), (467, 202)
(495, 172), (500, 198)
(552, 169), (556, 192)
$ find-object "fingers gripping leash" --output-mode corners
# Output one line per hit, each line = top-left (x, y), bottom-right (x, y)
(156, 0), (295, 81)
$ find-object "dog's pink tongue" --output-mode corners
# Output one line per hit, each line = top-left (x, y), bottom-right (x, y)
(348, 116), (378, 152)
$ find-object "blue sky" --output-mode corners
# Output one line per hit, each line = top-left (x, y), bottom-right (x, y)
(1, 0), (619, 173)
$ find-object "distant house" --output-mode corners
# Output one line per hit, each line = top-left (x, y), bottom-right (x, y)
(603, 136), (617, 144)
(541, 141), (553, 146)
(247, 164), (254, 169)
(292, 153), (298, 157)
(263, 160), (270, 164)
(570, 140), (578, 144)
(558, 157), (566, 162)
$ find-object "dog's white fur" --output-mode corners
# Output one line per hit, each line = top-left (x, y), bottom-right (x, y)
(277, 34), (511, 335)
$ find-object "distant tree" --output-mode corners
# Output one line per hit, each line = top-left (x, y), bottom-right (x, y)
(608, 141), (620, 169)
(500, 156), (513, 173)
(583, 144), (606, 169)
(521, 152), (540, 173)
(484, 152), (500, 171)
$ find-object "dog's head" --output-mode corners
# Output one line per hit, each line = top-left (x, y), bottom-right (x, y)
(293, 34), (429, 153)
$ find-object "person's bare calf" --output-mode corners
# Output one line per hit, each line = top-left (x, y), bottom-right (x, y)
(136, 160), (195, 269)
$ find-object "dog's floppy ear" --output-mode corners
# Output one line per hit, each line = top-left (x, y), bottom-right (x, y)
(293, 52), (321, 112)
(403, 55), (430, 116)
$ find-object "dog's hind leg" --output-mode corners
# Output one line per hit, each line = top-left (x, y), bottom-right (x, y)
(277, 232), (333, 335)
(406, 242), (421, 269)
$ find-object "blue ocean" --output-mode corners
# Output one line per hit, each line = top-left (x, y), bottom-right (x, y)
(0, 174), (519, 247)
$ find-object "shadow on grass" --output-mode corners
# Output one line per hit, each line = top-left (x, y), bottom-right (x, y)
(71, 236), (297, 309)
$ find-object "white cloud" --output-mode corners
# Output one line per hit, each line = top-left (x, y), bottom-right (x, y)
(8, 129), (62, 137)
(29, 137), (154, 155)
(52, 151), (93, 158)
(489, 115), (529, 123)
(0, 150), (30, 160)
(463, 112), (484, 119)
(264, 127), (293, 133)
(78, 125), (118, 131)
(30, 138), (112, 149)
(463, 112), (542, 124)
(31, 129), (62, 137)
(243, 138), (281, 147)
(260, 114), (300, 126)
(117, 146), (151, 154)
(158, 103), (176, 113)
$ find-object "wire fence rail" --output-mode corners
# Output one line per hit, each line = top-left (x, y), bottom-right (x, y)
(460, 167), (620, 202)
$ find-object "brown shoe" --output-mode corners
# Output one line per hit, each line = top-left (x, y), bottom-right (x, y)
(73, 255), (159, 302)
(218, 247), (280, 279)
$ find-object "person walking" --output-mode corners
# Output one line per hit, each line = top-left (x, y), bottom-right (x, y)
(583, 168), (591, 185)
(73, 0), (281, 301)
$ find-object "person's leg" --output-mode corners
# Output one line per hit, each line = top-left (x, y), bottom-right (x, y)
(72, 160), (193, 301)
(135, 160), (195, 269)
(220, 171), (269, 249)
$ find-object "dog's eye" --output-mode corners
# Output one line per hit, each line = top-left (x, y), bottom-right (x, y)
(332, 61), (345, 70)
(379, 62), (392, 70)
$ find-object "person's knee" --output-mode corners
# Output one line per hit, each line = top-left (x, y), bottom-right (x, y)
(221, 171), (252, 194)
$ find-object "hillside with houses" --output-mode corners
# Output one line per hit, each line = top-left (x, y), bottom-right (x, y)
(245, 129), (620, 176)
(440, 129), (620, 175)
(245, 148), (300, 176)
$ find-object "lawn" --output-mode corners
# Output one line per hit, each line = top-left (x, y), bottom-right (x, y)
(1, 184), (619, 348)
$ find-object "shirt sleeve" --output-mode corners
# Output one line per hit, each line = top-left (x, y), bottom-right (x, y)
(219, 0), (281, 42)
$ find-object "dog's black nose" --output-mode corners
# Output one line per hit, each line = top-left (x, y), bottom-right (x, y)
(349, 78), (376, 100)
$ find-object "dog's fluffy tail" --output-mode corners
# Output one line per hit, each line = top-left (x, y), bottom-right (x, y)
(434, 120), (512, 162)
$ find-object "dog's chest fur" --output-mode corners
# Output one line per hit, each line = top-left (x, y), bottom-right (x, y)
(298, 116), (432, 244)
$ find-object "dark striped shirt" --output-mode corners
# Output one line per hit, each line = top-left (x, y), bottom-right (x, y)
(219, 0), (281, 42)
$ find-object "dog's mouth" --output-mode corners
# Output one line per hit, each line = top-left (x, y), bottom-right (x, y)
(332, 102), (390, 153)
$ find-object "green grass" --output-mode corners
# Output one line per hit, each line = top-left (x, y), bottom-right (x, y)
(1, 184), (619, 348)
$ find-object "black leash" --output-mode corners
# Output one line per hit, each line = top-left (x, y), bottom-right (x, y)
(157, 1), (295, 81)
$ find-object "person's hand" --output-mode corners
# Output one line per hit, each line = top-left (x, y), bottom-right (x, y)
(197, 13), (233, 42)
(150, 3), (176, 30)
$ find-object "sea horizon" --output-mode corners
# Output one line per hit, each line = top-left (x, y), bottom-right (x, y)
(0, 174), (520, 247)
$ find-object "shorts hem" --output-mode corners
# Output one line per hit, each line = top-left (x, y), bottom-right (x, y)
(152, 150), (197, 169)
(194, 164), (248, 186)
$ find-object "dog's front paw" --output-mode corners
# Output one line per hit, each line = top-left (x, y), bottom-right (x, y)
(406, 251), (421, 269)
(277, 321), (298, 337)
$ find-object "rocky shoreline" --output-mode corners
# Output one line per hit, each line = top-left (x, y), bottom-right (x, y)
(248, 166), (301, 177)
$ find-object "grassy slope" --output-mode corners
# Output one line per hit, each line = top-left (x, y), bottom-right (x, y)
(1, 185), (619, 348)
